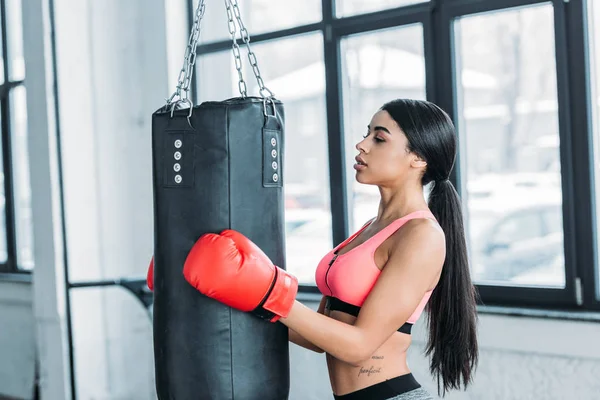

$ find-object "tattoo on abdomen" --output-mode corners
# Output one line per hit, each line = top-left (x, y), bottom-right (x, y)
(371, 355), (384, 360)
(358, 366), (382, 377)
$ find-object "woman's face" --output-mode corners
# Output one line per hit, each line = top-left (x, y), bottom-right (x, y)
(354, 110), (423, 186)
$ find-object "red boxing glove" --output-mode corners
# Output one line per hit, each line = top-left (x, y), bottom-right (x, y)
(147, 257), (154, 291)
(183, 229), (298, 322)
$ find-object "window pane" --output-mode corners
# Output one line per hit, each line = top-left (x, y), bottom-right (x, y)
(455, 4), (565, 287)
(197, 34), (331, 285)
(10, 86), (33, 269)
(195, 0), (322, 44)
(0, 109), (6, 264)
(6, 0), (24, 81)
(0, 6), (4, 85)
(341, 25), (426, 232)
(336, 0), (428, 18)
(589, 0), (600, 296)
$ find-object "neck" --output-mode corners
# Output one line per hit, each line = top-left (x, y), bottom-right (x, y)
(375, 179), (428, 223)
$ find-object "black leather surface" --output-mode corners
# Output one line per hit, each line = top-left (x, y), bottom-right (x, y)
(151, 97), (289, 400)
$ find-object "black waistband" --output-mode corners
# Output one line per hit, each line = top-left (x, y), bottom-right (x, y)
(326, 296), (412, 334)
(333, 373), (421, 400)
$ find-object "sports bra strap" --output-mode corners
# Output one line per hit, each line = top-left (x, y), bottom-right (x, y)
(363, 210), (436, 250)
(333, 210), (436, 253)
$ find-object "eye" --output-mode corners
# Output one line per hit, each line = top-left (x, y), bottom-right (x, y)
(362, 132), (370, 139)
(374, 136), (385, 143)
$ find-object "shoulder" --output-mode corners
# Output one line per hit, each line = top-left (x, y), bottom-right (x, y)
(378, 217), (446, 291)
(389, 217), (446, 259)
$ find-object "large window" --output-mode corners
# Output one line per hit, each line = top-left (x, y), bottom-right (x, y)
(455, 4), (564, 288)
(341, 24), (426, 232)
(0, 0), (33, 272)
(190, 0), (600, 311)
(197, 33), (330, 286)
(590, 0), (600, 296)
(336, 0), (429, 18)
(197, 0), (322, 43)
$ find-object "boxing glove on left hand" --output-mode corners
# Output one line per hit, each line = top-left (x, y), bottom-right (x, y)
(183, 229), (298, 322)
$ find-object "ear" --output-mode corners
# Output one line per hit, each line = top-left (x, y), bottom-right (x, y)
(411, 154), (427, 169)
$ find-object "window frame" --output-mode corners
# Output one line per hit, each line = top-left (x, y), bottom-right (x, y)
(444, 0), (579, 309)
(187, 0), (600, 312)
(5, 4), (595, 302)
(0, 0), (25, 274)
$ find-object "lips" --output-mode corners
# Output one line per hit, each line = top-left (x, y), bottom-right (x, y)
(355, 156), (367, 166)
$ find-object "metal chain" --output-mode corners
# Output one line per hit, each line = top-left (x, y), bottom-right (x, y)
(224, 0), (248, 97)
(166, 0), (207, 110)
(225, 0), (274, 99)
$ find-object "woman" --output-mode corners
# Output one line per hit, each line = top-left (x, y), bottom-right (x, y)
(169, 98), (479, 399)
(284, 99), (479, 399)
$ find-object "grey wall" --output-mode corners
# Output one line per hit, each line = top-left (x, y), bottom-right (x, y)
(2, 284), (600, 400)
(289, 298), (600, 400)
(3, 0), (174, 398)
(0, 280), (35, 399)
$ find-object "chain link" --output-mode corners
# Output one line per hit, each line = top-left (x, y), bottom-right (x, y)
(166, 0), (275, 116)
(166, 0), (206, 109)
(225, 0), (274, 98)
(224, 0), (248, 97)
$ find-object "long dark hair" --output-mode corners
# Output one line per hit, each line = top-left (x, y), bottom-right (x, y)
(381, 99), (479, 397)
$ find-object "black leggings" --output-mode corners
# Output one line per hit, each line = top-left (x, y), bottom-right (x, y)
(333, 373), (421, 400)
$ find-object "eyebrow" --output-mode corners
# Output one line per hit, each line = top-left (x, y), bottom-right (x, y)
(367, 125), (391, 134)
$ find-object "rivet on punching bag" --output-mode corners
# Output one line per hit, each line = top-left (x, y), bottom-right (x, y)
(150, 1), (289, 399)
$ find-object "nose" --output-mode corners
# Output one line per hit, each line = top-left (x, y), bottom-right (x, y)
(356, 137), (368, 153)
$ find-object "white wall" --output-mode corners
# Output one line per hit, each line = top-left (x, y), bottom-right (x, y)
(49, 0), (171, 398)
(7, 0), (178, 398)
(22, 0), (70, 398)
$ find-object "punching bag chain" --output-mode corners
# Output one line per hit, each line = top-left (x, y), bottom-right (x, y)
(225, 0), (248, 98)
(165, 0), (207, 115)
(225, 0), (275, 99)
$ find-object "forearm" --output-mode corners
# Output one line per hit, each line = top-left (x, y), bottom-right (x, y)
(288, 328), (324, 353)
(280, 300), (366, 365)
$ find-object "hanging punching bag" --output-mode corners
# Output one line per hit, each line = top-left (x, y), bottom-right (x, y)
(151, 1), (289, 399)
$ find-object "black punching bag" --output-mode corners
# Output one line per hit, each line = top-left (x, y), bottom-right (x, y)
(151, 97), (289, 400)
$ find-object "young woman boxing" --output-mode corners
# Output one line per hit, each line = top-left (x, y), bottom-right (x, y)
(158, 99), (479, 400)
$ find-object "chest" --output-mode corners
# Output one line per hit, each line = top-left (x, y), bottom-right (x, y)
(315, 243), (389, 306)
(336, 226), (393, 266)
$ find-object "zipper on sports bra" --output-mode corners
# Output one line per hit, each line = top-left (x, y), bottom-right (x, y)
(324, 251), (338, 296)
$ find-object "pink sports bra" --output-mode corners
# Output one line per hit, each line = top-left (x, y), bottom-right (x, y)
(315, 210), (437, 334)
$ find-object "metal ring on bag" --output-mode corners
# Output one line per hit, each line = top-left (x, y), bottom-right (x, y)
(263, 97), (277, 118)
(169, 98), (195, 129)
(170, 98), (193, 118)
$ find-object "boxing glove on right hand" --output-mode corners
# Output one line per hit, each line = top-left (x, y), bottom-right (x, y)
(147, 257), (154, 291)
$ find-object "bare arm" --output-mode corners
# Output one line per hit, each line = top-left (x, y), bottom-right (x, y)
(280, 219), (445, 365)
(288, 296), (326, 353)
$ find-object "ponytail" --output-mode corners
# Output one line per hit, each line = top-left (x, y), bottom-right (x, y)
(425, 179), (479, 397)
(379, 98), (479, 396)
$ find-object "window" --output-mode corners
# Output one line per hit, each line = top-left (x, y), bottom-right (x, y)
(335, 0), (429, 18)
(197, 33), (331, 286)
(185, 0), (600, 310)
(491, 212), (544, 245)
(197, 0), (322, 44)
(0, 0), (32, 272)
(340, 24), (426, 232)
(454, 4), (564, 288)
(590, 0), (600, 296)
